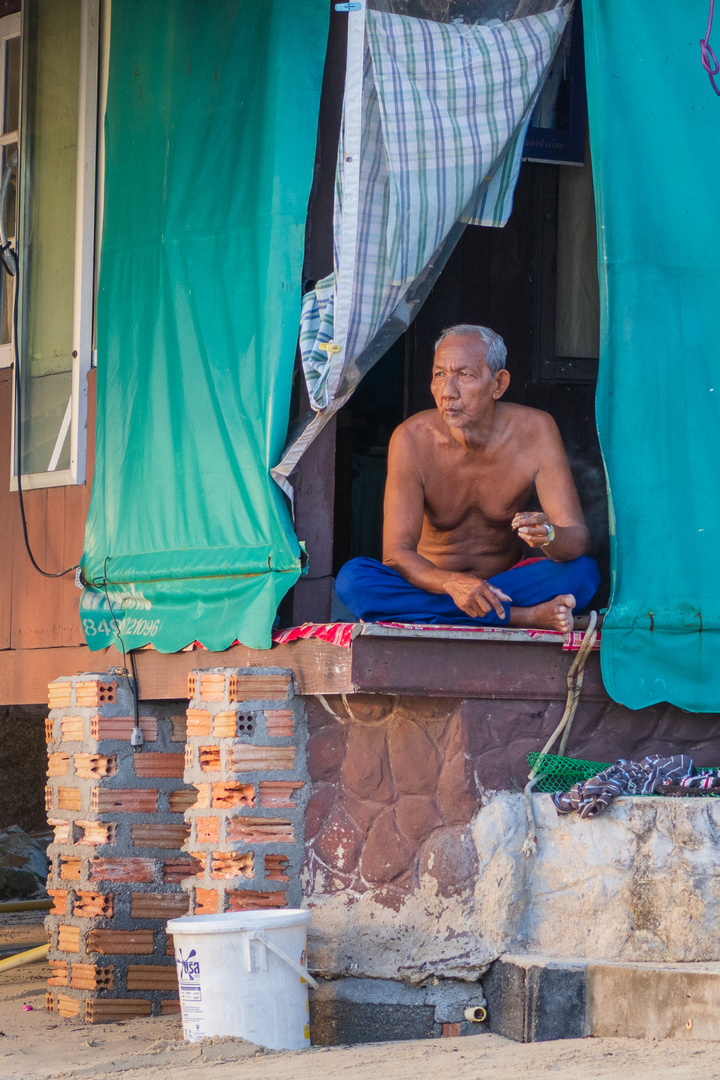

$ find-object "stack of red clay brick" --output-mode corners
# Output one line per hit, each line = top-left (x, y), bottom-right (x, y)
(182, 668), (309, 915)
(45, 674), (195, 1022)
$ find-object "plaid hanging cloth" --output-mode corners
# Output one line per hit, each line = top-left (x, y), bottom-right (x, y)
(273, 2), (571, 491)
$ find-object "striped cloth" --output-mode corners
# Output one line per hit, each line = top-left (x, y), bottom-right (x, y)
(284, 3), (570, 442)
(553, 755), (702, 818)
(269, 620), (599, 651)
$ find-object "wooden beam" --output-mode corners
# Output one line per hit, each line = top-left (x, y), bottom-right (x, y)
(0, 645), (124, 707)
(133, 639), (354, 701)
(0, 635), (606, 707)
(0, 638), (354, 706)
(290, 414), (337, 625)
(350, 636), (609, 701)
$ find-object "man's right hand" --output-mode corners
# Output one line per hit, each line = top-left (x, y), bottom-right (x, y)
(443, 573), (511, 619)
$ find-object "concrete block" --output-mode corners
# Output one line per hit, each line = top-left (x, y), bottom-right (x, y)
(483, 957), (586, 1042)
(479, 954), (720, 1044)
(311, 1001), (437, 1045)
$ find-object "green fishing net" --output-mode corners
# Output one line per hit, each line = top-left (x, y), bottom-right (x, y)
(526, 753), (720, 796)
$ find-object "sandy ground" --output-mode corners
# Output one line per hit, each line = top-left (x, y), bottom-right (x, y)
(3, 913), (720, 1080)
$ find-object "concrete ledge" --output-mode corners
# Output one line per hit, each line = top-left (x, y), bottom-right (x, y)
(483, 954), (720, 1042)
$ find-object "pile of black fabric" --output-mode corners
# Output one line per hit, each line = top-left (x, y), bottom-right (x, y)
(553, 755), (720, 819)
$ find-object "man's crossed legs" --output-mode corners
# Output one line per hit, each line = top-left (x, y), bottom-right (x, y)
(335, 555), (600, 631)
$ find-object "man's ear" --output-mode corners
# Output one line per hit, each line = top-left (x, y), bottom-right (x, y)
(493, 369), (511, 399)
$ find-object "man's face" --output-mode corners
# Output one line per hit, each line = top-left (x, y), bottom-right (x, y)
(430, 336), (505, 429)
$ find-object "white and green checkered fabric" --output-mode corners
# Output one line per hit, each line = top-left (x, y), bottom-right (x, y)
(369, 9), (569, 283)
(279, 2), (570, 486)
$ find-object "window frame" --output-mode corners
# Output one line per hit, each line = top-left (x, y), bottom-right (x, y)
(9, 0), (99, 491)
(0, 11), (20, 369)
(532, 161), (600, 386)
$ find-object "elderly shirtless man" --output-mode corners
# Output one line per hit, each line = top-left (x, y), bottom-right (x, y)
(335, 324), (599, 633)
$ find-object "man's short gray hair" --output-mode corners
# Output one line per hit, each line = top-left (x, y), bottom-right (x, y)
(434, 324), (507, 375)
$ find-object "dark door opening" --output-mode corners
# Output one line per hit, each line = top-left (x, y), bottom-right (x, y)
(332, 158), (610, 608)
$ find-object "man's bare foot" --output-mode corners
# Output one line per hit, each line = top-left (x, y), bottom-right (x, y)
(508, 594), (576, 633)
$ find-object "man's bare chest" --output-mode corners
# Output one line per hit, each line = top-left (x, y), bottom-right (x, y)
(421, 452), (535, 529)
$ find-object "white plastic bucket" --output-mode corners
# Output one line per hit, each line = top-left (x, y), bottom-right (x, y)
(167, 909), (316, 1049)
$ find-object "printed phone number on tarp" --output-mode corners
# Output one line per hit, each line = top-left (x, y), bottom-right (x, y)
(82, 617), (162, 639)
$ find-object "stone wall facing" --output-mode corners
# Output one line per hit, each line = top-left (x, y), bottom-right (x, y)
(44, 675), (194, 1022)
(303, 693), (487, 982)
(305, 694), (476, 903)
(303, 691), (720, 983)
(182, 668), (309, 914)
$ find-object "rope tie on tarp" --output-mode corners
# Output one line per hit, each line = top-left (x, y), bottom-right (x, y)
(701, 0), (720, 95)
(521, 611), (599, 858)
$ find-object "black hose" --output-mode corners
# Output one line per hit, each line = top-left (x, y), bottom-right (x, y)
(7, 162), (79, 578)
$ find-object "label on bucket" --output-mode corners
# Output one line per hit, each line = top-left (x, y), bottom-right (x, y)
(176, 946), (206, 1041)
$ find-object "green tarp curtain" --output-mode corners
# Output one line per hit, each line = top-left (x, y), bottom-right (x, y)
(584, 0), (720, 710)
(79, 0), (328, 652)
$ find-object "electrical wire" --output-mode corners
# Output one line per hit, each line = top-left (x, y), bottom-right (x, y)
(129, 647), (142, 743)
(101, 556), (142, 747)
(4, 157), (79, 579)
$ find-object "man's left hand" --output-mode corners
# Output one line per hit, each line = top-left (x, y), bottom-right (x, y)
(512, 511), (554, 549)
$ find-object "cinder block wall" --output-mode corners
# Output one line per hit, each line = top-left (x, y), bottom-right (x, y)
(182, 668), (309, 914)
(44, 675), (194, 1022)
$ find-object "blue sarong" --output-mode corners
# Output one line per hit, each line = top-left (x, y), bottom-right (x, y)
(336, 555), (600, 626)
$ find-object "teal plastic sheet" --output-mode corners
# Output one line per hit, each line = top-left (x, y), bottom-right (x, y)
(584, 0), (720, 709)
(80, 0), (327, 652)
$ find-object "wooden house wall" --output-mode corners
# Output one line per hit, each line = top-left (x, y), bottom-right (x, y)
(0, 368), (95, 654)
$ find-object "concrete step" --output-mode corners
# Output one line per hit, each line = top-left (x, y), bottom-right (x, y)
(484, 953), (720, 1042)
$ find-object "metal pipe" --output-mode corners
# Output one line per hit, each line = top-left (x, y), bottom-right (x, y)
(0, 899), (52, 913)
(0, 943), (49, 974)
(464, 1006), (487, 1023)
